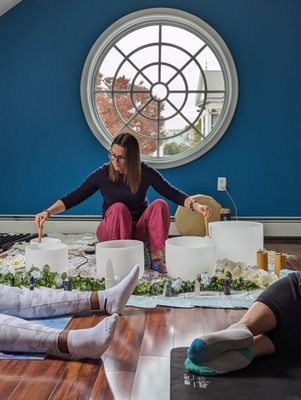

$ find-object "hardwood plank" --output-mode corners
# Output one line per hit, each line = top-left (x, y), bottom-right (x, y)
(0, 359), (31, 376)
(103, 308), (148, 372)
(0, 376), (22, 399)
(89, 371), (135, 400)
(7, 362), (68, 400)
(49, 361), (101, 400)
(201, 307), (229, 332)
(130, 356), (170, 400)
(140, 307), (175, 357)
(66, 313), (104, 329)
(173, 308), (205, 348)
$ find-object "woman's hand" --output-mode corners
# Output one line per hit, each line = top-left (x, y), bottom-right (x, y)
(193, 202), (212, 218)
(35, 210), (50, 229)
(34, 200), (65, 228)
(184, 197), (212, 218)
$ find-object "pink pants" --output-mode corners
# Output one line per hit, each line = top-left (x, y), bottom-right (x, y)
(96, 199), (170, 253)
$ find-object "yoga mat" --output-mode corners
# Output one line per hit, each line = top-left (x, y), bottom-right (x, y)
(170, 347), (301, 400)
(127, 290), (263, 309)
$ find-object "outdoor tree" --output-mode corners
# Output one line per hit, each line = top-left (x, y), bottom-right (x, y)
(95, 74), (165, 156)
(163, 141), (190, 155)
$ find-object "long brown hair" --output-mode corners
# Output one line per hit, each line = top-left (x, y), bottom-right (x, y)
(108, 133), (141, 193)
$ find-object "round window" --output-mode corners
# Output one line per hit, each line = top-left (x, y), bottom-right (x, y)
(81, 8), (238, 168)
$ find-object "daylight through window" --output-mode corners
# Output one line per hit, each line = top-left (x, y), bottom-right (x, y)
(81, 9), (238, 168)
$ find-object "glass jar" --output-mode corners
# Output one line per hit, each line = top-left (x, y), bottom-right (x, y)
(220, 208), (231, 221)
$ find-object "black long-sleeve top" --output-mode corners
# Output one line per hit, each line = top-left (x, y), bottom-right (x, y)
(60, 162), (188, 219)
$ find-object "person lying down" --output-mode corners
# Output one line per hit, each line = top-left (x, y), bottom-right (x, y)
(0, 265), (139, 359)
(185, 272), (301, 375)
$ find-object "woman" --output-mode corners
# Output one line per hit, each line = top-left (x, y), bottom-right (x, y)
(185, 272), (300, 376)
(35, 133), (211, 273)
(0, 265), (139, 359)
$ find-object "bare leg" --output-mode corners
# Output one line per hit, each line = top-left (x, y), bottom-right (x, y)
(151, 249), (162, 259)
(238, 302), (277, 358)
(239, 301), (277, 336)
(252, 334), (275, 357)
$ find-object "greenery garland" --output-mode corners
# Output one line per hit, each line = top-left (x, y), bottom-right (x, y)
(0, 265), (260, 295)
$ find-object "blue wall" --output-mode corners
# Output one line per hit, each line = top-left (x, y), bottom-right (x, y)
(0, 0), (300, 217)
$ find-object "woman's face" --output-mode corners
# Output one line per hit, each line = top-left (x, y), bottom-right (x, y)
(109, 144), (127, 173)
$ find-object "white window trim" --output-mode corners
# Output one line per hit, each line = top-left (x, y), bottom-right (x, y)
(80, 8), (239, 168)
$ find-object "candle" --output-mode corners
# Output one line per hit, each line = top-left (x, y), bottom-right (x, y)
(274, 253), (282, 276)
(257, 250), (268, 271)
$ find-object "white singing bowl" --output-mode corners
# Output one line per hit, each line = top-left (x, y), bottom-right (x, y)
(209, 221), (264, 266)
(25, 237), (68, 273)
(165, 236), (216, 280)
(96, 239), (144, 279)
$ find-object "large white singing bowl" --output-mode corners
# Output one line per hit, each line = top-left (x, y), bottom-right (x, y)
(96, 240), (144, 279)
(25, 237), (68, 273)
(209, 221), (264, 266)
(165, 236), (216, 280)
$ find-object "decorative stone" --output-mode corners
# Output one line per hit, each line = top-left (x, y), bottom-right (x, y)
(25, 237), (68, 274)
(96, 239), (144, 279)
(209, 221), (264, 266)
(165, 236), (216, 281)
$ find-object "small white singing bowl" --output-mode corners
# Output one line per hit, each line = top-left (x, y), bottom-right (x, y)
(209, 221), (264, 266)
(30, 237), (61, 249)
(25, 237), (68, 273)
(165, 236), (216, 281)
(96, 239), (145, 279)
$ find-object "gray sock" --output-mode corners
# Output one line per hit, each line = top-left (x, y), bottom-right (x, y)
(187, 323), (253, 363)
(185, 348), (254, 376)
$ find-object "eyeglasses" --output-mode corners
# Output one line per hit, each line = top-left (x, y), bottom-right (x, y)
(108, 151), (126, 163)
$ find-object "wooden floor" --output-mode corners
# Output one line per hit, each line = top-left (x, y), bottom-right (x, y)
(0, 239), (300, 400)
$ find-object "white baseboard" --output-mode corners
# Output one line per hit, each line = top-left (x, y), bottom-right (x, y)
(0, 215), (300, 237)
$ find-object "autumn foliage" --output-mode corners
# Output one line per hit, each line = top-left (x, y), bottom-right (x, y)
(95, 74), (165, 156)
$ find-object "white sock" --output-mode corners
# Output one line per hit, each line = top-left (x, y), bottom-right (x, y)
(98, 265), (139, 314)
(67, 314), (119, 359)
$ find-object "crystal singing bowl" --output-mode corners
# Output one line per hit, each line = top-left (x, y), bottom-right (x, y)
(165, 236), (216, 280)
(25, 237), (68, 273)
(96, 239), (145, 279)
(209, 221), (264, 266)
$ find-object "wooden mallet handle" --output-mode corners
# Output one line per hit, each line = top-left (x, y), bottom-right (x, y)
(38, 224), (43, 243)
(204, 216), (209, 237)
